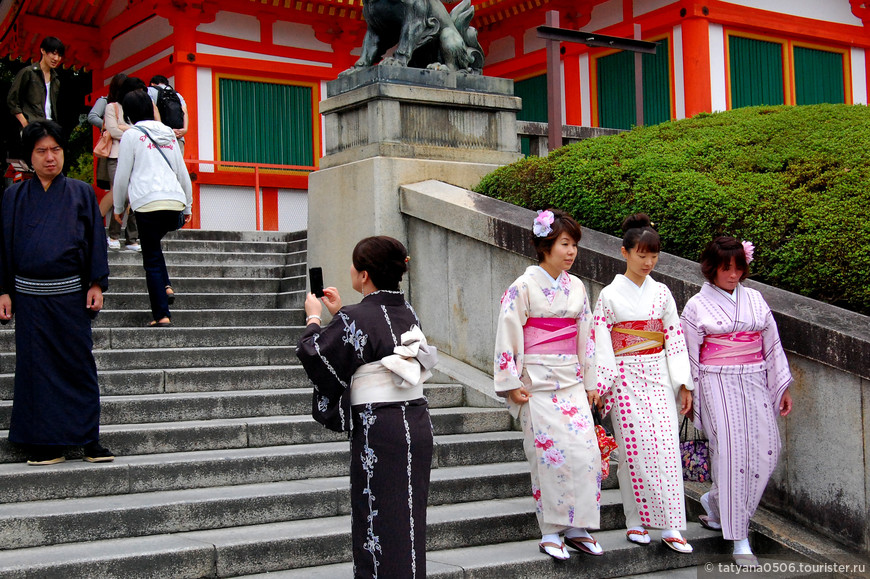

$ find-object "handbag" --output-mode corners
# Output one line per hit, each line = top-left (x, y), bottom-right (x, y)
(679, 416), (710, 482)
(93, 130), (112, 158)
(592, 406), (618, 479)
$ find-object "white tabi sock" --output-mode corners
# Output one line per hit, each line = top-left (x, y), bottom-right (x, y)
(733, 538), (753, 554)
(541, 533), (561, 545)
(564, 527), (592, 540)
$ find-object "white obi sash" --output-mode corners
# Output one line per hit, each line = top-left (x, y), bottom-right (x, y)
(350, 325), (438, 406)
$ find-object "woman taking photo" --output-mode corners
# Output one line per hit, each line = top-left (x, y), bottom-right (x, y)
(681, 236), (793, 567)
(592, 214), (694, 553)
(112, 89), (192, 327)
(493, 209), (602, 561)
(296, 236), (437, 579)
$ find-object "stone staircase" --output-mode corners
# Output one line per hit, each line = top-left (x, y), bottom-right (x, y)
(0, 229), (731, 578)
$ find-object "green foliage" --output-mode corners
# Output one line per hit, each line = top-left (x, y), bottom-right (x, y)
(65, 117), (94, 183)
(475, 104), (870, 315)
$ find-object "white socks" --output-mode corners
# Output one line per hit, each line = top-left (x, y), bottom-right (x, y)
(564, 528), (591, 540)
(541, 533), (561, 545)
(662, 529), (684, 540)
(733, 538), (753, 554)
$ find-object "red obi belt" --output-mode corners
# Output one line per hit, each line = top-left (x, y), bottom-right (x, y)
(611, 319), (664, 356)
(523, 317), (577, 355)
(700, 331), (763, 365)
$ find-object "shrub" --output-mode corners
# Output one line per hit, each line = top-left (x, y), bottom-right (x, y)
(475, 104), (870, 315)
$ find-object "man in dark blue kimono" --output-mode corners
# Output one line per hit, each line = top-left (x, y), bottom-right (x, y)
(0, 121), (113, 465)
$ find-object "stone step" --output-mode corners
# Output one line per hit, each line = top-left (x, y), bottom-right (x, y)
(159, 229), (305, 243)
(1, 345), (299, 374)
(106, 250), (304, 266)
(149, 239), (298, 254)
(92, 308), (303, 328)
(0, 486), (626, 552)
(0, 463), (539, 549)
(107, 263), (303, 279)
(0, 384), (464, 427)
(0, 326), (301, 352)
(1, 365), (308, 398)
(0, 434), (518, 504)
(0, 408), (516, 463)
(101, 291), (284, 310)
(106, 276), (305, 294)
(261, 525), (725, 579)
(0, 345), (298, 374)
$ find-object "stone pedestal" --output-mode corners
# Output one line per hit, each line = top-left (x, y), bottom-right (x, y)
(307, 66), (522, 305)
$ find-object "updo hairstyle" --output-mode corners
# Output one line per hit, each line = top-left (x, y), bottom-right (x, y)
(699, 236), (749, 283)
(621, 213), (660, 253)
(533, 209), (582, 262)
(352, 236), (408, 291)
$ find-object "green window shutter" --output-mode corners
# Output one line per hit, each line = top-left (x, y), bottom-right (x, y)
(597, 50), (636, 130)
(729, 36), (784, 108)
(514, 75), (548, 122)
(643, 37), (671, 125)
(515, 75), (548, 156)
(219, 78), (313, 166)
(794, 46), (845, 105)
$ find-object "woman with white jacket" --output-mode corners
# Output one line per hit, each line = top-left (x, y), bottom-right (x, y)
(113, 89), (192, 327)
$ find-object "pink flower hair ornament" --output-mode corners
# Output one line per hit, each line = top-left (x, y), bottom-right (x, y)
(742, 240), (755, 264)
(533, 210), (555, 237)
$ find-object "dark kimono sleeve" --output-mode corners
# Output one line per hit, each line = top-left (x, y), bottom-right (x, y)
(296, 311), (361, 393)
(79, 180), (109, 291)
(0, 184), (20, 298)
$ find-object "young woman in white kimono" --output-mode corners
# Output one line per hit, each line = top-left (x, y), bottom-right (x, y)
(493, 209), (602, 561)
(592, 214), (694, 553)
(681, 236), (793, 567)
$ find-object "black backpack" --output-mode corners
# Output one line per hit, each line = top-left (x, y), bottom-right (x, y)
(154, 85), (184, 129)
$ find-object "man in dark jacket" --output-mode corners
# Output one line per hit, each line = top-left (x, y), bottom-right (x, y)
(7, 37), (64, 130)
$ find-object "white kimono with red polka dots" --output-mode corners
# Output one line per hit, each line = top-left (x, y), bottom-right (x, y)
(494, 266), (601, 534)
(593, 274), (692, 530)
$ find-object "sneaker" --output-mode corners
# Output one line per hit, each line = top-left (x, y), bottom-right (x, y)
(125, 242), (141, 252)
(107, 237), (121, 250)
(83, 441), (115, 463)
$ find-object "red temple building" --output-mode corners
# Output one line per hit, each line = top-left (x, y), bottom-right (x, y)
(2, 0), (868, 230)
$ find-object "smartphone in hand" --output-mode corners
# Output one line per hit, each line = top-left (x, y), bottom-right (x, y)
(309, 267), (325, 298)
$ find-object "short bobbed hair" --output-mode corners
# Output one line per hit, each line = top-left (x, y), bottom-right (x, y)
(700, 236), (749, 283)
(22, 120), (65, 161)
(621, 213), (660, 253)
(122, 90), (155, 125)
(533, 209), (582, 262)
(352, 236), (408, 291)
(40, 37), (65, 57)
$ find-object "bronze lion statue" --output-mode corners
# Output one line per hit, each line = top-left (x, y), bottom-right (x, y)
(342, 0), (484, 75)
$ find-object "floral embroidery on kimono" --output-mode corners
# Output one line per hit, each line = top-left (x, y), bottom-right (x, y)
(493, 266), (601, 532)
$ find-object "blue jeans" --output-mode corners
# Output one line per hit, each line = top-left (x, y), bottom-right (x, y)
(134, 210), (182, 321)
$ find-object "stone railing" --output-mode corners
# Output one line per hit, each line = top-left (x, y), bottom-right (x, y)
(400, 179), (870, 555)
(516, 121), (623, 156)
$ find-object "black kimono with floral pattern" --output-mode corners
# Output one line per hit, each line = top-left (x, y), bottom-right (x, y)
(297, 290), (433, 579)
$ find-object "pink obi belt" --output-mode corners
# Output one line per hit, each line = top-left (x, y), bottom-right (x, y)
(700, 331), (763, 365)
(611, 319), (664, 356)
(523, 317), (577, 355)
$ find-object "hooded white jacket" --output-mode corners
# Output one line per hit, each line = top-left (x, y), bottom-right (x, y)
(113, 120), (192, 215)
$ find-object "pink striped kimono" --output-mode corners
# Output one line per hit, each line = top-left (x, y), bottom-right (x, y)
(680, 282), (792, 540)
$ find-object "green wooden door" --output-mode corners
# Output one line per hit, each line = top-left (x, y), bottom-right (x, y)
(598, 39), (671, 130)
(794, 46), (845, 105)
(729, 36), (784, 108)
(515, 75), (548, 156)
(219, 78), (314, 166)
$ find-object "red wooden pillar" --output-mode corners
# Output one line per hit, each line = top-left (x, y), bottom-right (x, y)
(682, 17), (712, 117)
(564, 53), (582, 126)
(169, 12), (201, 228)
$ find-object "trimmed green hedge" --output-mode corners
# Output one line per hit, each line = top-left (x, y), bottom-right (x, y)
(475, 104), (870, 315)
